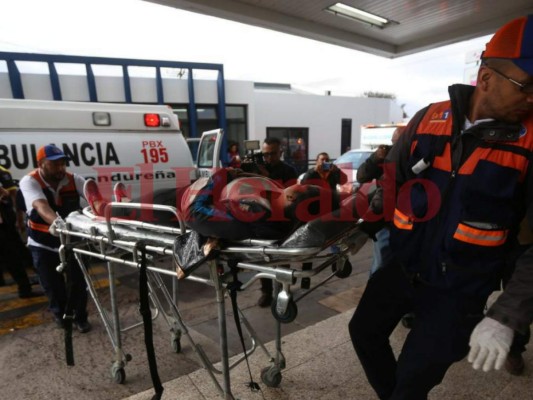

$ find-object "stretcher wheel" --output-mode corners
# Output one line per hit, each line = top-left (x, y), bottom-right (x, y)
(111, 365), (126, 384)
(333, 260), (352, 279)
(271, 299), (298, 324)
(261, 366), (282, 387)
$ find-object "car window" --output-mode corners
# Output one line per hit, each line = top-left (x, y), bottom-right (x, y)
(334, 151), (373, 169)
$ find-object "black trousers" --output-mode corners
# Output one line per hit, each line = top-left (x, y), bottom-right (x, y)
(349, 263), (486, 400)
(0, 224), (32, 294)
(29, 245), (88, 322)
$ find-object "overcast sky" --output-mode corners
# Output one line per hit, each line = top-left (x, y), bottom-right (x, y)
(0, 0), (492, 117)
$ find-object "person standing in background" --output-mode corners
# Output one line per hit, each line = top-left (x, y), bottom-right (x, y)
(255, 137), (297, 307)
(227, 142), (242, 168)
(0, 166), (42, 298)
(301, 152), (347, 193)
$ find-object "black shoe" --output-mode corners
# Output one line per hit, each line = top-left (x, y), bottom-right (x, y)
(29, 276), (40, 286)
(505, 352), (525, 376)
(75, 320), (92, 334)
(19, 290), (45, 299)
(257, 291), (273, 308)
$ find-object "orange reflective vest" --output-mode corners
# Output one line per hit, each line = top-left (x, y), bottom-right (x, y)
(390, 93), (533, 294)
(26, 170), (80, 248)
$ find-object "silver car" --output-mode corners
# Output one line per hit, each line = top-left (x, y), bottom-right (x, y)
(334, 149), (374, 191)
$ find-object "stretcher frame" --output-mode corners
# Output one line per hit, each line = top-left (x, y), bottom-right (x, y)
(57, 201), (367, 399)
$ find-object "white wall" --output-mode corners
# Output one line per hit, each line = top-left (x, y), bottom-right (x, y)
(0, 72), (255, 105)
(253, 91), (402, 159)
(0, 70), (402, 159)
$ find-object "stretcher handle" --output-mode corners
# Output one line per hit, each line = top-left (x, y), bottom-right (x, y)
(103, 202), (186, 238)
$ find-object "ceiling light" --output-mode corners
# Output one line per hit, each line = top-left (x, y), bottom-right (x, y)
(325, 3), (391, 28)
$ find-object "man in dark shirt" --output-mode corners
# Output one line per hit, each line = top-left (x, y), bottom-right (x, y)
(0, 166), (42, 298)
(256, 137), (297, 307)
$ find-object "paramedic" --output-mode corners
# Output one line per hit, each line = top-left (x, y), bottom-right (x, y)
(349, 15), (533, 399)
(19, 145), (91, 333)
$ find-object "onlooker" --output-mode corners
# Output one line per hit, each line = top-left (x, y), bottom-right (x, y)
(19, 144), (91, 332)
(300, 152), (348, 193)
(300, 152), (347, 287)
(357, 134), (404, 276)
(0, 166), (42, 298)
(356, 144), (393, 277)
(227, 142), (241, 168)
(349, 15), (533, 399)
(355, 144), (391, 185)
(255, 137), (297, 307)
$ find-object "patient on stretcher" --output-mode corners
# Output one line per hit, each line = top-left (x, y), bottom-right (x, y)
(82, 169), (380, 278)
(181, 168), (339, 241)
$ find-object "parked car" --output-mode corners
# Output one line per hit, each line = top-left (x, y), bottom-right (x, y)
(334, 149), (374, 192)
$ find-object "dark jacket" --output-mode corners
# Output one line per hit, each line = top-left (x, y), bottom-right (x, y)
(356, 152), (386, 184)
(265, 161), (297, 187)
(0, 166), (17, 227)
(301, 167), (347, 192)
(383, 84), (533, 314)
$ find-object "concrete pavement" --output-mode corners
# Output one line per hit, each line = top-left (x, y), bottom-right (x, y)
(2, 240), (532, 400)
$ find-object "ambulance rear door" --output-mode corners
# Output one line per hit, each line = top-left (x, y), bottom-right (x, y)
(195, 129), (224, 178)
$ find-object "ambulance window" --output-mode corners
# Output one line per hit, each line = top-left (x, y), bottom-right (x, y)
(197, 133), (217, 168)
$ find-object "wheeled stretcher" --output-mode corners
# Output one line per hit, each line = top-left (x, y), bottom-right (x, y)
(56, 200), (370, 399)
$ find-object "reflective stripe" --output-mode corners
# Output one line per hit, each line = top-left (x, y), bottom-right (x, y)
(393, 208), (413, 230)
(453, 223), (508, 246)
(459, 148), (528, 181)
(28, 220), (50, 233)
(432, 142), (452, 171)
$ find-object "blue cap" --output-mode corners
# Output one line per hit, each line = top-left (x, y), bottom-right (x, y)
(37, 144), (69, 162)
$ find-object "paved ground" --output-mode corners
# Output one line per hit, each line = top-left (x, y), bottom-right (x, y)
(0, 240), (374, 400)
(3, 239), (533, 400)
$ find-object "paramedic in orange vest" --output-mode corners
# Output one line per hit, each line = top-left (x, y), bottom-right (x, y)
(19, 144), (91, 333)
(349, 15), (533, 399)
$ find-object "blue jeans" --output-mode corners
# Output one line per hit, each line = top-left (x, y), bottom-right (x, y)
(30, 245), (88, 322)
(370, 228), (392, 276)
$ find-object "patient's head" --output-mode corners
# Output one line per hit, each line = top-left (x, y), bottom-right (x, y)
(281, 184), (338, 224)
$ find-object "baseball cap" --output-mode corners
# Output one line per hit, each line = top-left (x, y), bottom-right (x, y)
(37, 144), (70, 162)
(483, 15), (533, 75)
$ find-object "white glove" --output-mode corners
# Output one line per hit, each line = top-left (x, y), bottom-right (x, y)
(48, 216), (66, 237)
(468, 316), (514, 372)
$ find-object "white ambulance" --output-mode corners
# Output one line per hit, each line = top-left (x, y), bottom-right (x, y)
(0, 99), (223, 206)
(360, 123), (407, 149)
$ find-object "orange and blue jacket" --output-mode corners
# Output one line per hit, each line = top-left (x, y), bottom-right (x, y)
(389, 84), (533, 297)
(26, 170), (80, 248)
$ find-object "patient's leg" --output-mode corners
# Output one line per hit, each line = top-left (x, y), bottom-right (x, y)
(113, 182), (131, 202)
(174, 237), (219, 279)
(83, 179), (107, 216)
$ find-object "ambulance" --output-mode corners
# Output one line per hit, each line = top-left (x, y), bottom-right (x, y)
(359, 123), (407, 149)
(0, 98), (223, 206)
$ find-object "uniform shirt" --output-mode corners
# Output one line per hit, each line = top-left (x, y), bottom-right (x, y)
(19, 170), (85, 251)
